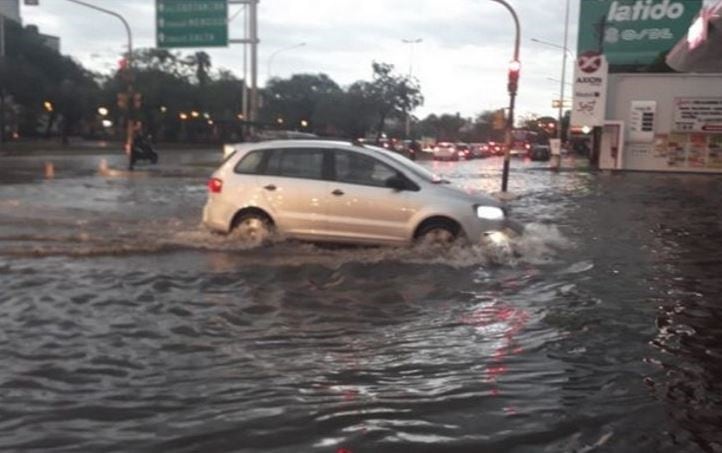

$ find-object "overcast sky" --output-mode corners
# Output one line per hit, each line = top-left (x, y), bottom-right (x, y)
(21, 0), (582, 120)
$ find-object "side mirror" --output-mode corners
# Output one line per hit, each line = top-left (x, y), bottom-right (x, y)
(386, 174), (407, 191)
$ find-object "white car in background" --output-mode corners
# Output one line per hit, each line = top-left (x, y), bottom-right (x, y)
(433, 142), (459, 161)
(204, 140), (518, 247)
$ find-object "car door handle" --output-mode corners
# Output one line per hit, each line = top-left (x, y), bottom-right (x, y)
(331, 189), (344, 196)
(264, 184), (277, 191)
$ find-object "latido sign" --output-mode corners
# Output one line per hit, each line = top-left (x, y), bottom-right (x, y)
(571, 52), (609, 129)
(577, 0), (702, 67)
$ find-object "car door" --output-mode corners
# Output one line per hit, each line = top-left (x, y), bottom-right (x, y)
(256, 147), (330, 238)
(323, 149), (416, 244)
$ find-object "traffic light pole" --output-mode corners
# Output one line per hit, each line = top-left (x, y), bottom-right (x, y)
(65, 0), (134, 168)
(490, 0), (520, 193)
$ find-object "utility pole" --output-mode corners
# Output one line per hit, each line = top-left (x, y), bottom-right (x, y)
(249, 0), (258, 136)
(229, 0), (259, 139)
(0, 15), (5, 148)
(559, 0), (570, 142)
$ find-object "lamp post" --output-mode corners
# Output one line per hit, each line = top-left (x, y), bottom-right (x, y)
(267, 42), (306, 80)
(490, 0), (520, 193)
(401, 38), (422, 139)
(66, 0), (134, 168)
(401, 38), (422, 76)
(531, 0), (571, 142)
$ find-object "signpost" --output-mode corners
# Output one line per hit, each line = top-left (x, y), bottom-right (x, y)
(571, 51), (609, 128)
(156, 0), (228, 48)
(578, 0), (702, 68)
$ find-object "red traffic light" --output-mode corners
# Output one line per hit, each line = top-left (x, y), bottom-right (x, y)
(507, 60), (521, 94)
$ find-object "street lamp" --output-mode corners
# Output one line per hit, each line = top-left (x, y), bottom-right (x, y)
(401, 38), (423, 76)
(401, 38), (422, 139)
(489, 0), (521, 193)
(267, 42), (306, 80)
(65, 0), (135, 169)
(530, 0), (571, 142)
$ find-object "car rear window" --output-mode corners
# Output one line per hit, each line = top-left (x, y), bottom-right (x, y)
(234, 150), (264, 174)
(264, 148), (324, 180)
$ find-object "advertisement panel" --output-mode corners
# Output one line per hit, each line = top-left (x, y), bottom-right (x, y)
(673, 97), (722, 133)
(571, 52), (609, 128)
(578, 0), (702, 67)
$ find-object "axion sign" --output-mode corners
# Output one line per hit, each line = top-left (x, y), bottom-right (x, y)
(578, 52), (603, 73)
(571, 53), (609, 128)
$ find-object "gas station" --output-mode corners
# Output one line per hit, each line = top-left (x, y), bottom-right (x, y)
(572, 0), (722, 173)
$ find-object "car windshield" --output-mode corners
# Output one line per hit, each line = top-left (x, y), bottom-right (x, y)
(365, 145), (448, 184)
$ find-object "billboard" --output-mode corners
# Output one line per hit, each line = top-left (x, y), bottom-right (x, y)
(577, 0), (703, 68)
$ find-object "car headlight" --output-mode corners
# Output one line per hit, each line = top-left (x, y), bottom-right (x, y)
(475, 205), (505, 220)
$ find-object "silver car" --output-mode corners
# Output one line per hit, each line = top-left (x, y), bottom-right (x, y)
(204, 140), (515, 246)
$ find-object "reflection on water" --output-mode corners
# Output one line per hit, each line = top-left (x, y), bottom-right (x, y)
(0, 157), (721, 452)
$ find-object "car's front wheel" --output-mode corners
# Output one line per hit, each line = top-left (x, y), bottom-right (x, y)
(416, 220), (460, 247)
(231, 212), (273, 247)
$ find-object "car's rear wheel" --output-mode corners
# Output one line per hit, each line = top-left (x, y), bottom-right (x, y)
(416, 220), (459, 247)
(231, 212), (273, 246)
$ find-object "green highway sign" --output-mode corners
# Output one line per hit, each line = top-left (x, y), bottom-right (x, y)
(578, 0), (702, 67)
(156, 0), (228, 48)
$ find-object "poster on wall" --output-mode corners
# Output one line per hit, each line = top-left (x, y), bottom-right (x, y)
(653, 134), (668, 158)
(673, 97), (722, 132)
(667, 133), (688, 167)
(708, 135), (722, 168)
(688, 134), (708, 167)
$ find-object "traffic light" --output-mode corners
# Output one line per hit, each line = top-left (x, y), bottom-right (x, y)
(117, 93), (128, 110)
(508, 60), (521, 95)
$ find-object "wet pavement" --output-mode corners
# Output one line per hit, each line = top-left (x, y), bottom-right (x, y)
(1, 150), (721, 452)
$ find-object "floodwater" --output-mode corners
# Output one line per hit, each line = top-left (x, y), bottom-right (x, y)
(1, 151), (721, 453)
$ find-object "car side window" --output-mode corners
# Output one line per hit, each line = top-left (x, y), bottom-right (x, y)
(234, 150), (264, 174)
(334, 151), (397, 188)
(265, 148), (324, 180)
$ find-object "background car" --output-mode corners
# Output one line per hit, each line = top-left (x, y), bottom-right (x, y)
(455, 143), (471, 159)
(433, 142), (459, 161)
(488, 141), (505, 156)
(469, 142), (490, 158)
(529, 145), (551, 161)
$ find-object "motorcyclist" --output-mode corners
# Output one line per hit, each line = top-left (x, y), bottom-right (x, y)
(129, 123), (158, 170)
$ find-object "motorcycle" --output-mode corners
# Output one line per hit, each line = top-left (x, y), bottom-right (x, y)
(129, 134), (158, 170)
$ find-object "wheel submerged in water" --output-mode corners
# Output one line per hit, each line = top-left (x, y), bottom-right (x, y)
(231, 213), (273, 247)
(416, 221), (459, 247)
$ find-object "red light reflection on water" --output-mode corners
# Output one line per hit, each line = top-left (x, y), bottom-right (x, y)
(460, 303), (530, 390)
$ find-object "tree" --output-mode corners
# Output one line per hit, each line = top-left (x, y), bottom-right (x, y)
(0, 20), (99, 142)
(185, 51), (212, 87)
(418, 113), (467, 142)
(364, 62), (423, 141)
(260, 73), (342, 132)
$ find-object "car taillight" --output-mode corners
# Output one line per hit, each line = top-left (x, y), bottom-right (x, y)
(208, 177), (223, 193)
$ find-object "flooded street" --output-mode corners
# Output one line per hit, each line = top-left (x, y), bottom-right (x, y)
(1, 151), (721, 452)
